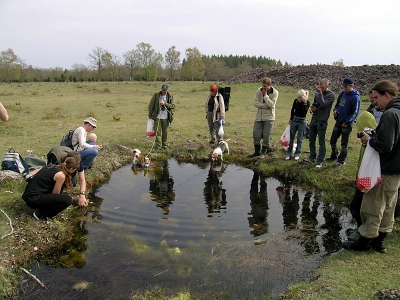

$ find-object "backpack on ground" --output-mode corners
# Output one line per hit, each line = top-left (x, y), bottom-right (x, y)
(1, 148), (29, 174)
(218, 87), (231, 112)
(60, 128), (78, 150)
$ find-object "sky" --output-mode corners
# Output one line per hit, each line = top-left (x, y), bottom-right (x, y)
(1, 0), (400, 69)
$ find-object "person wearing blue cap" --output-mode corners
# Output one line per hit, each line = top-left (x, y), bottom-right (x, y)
(148, 84), (175, 150)
(326, 77), (360, 167)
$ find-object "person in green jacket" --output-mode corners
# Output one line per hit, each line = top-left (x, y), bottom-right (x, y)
(148, 84), (175, 150)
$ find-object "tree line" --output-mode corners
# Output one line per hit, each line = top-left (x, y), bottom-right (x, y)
(0, 44), (290, 83)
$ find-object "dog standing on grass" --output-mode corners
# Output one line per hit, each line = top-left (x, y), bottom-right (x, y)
(211, 140), (230, 162)
(132, 149), (151, 168)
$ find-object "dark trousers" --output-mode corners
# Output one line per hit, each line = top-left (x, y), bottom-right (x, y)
(329, 121), (353, 163)
(27, 194), (72, 218)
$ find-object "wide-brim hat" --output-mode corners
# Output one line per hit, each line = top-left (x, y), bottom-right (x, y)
(84, 117), (97, 128)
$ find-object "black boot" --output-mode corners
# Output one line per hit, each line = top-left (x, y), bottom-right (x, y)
(259, 146), (268, 159)
(370, 232), (387, 253)
(248, 145), (261, 158)
(342, 235), (372, 251)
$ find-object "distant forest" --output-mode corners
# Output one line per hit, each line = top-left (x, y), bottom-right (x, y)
(0, 44), (292, 83)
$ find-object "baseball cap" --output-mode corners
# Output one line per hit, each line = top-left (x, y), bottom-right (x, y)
(342, 77), (355, 87)
(161, 84), (169, 91)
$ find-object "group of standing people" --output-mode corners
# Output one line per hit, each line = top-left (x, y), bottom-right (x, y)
(3, 77), (400, 256)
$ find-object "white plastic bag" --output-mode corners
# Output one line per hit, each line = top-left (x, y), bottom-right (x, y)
(218, 125), (224, 137)
(279, 125), (291, 148)
(356, 143), (381, 192)
(146, 119), (155, 137)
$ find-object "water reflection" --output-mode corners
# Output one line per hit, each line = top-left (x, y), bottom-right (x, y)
(203, 162), (227, 216)
(149, 160), (175, 214)
(248, 171), (269, 236)
(20, 159), (353, 300)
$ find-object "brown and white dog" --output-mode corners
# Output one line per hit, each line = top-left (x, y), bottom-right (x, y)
(211, 140), (230, 162)
(132, 149), (151, 168)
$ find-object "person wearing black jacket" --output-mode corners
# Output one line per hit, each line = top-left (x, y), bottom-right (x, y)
(285, 89), (310, 161)
(343, 80), (400, 253)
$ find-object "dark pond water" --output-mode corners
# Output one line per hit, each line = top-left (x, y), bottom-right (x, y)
(20, 159), (353, 299)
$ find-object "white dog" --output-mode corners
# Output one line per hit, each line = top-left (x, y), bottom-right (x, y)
(211, 140), (230, 162)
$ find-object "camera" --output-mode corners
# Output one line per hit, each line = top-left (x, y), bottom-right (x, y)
(311, 102), (320, 109)
(357, 128), (374, 138)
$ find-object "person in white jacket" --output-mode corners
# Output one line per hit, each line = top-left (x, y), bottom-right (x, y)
(71, 117), (102, 169)
(248, 77), (279, 159)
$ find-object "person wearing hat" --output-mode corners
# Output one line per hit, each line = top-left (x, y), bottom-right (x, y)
(326, 77), (360, 167)
(71, 117), (102, 169)
(148, 84), (175, 150)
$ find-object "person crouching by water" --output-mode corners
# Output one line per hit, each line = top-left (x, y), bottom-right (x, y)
(22, 154), (80, 220)
(205, 84), (225, 144)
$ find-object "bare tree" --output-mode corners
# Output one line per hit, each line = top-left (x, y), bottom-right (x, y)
(0, 48), (19, 82)
(164, 46), (181, 80)
(135, 42), (162, 81)
(123, 50), (140, 81)
(88, 46), (107, 81)
(72, 63), (89, 81)
(332, 59), (344, 67)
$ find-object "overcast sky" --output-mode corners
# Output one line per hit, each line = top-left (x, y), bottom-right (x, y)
(1, 0), (399, 69)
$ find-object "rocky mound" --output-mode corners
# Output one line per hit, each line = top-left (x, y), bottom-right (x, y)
(227, 64), (400, 96)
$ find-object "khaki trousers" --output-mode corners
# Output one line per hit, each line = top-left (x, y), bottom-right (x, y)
(358, 174), (400, 238)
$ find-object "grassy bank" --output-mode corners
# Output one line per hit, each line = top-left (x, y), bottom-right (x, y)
(0, 81), (398, 299)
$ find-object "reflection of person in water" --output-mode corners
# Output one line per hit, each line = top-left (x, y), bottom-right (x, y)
(149, 161), (175, 214)
(299, 191), (320, 254)
(248, 171), (269, 236)
(320, 202), (343, 254)
(203, 162), (227, 216)
(278, 185), (300, 230)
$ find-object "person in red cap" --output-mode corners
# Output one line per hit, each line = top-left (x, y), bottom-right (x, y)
(205, 84), (225, 144)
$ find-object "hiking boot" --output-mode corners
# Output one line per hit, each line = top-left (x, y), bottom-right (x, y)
(325, 156), (337, 161)
(209, 140), (215, 145)
(259, 146), (268, 159)
(285, 155), (290, 160)
(347, 231), (361, 241)
(315, 164), (323, 168)
(333, 162), (345, 167)
(342, 235), (372, 251)
(248, 145), (261, 158)
(371, 232), (387, 253)
(294, 155), (300, 161)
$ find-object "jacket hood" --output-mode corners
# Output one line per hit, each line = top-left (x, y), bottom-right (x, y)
(385, 97), (400, 111)
(346, 88), (360, 96)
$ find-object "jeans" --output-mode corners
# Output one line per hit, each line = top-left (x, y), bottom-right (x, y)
(79, 147), (98, 169)
(308, 120), (328, 164)
(287, 118), (306, 156)
(253, 120), (274, 147)
(329, 121), (354, 163)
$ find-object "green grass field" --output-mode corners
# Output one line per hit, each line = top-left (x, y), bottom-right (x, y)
(1, 81), (399, 299)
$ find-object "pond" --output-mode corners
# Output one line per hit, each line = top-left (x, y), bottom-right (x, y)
(19, 158), (353, 299)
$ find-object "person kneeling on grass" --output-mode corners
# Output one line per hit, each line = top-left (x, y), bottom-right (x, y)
(22, 154), (80, 220)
